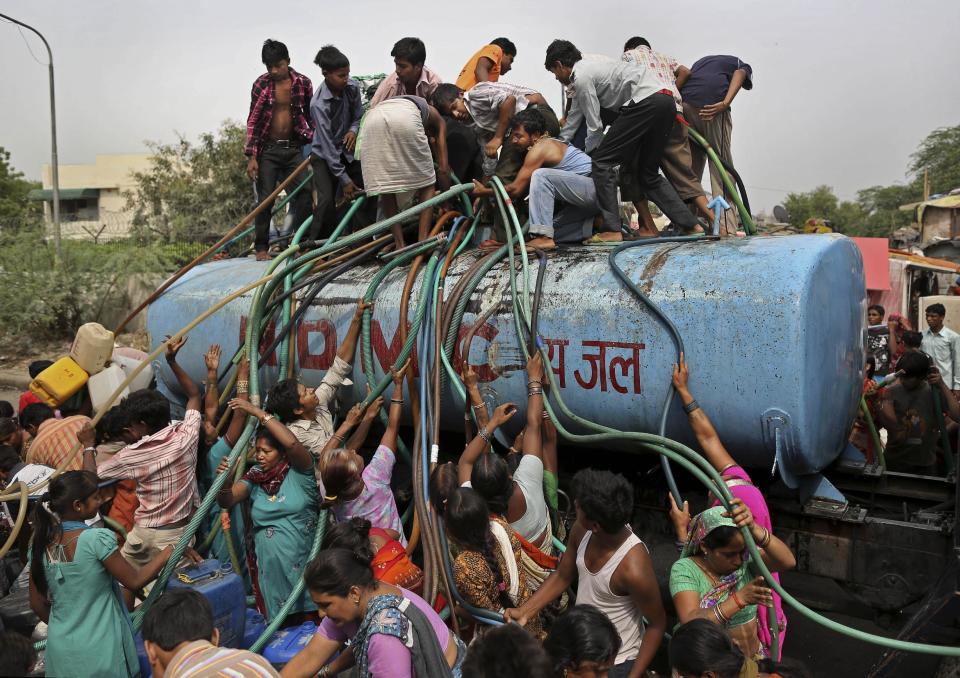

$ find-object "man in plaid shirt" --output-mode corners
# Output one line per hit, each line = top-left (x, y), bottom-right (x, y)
(245, 39), (314, 261)
(80, 336), (203, 568)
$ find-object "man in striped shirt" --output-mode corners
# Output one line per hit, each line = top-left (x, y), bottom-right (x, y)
(80, 335), (202, 567)
(25, 402), (89, 471)
(143, 589), (279, 677)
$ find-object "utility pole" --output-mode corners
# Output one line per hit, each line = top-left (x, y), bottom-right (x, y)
(0, 13), (61, 263)
(923, 169), (930, 201)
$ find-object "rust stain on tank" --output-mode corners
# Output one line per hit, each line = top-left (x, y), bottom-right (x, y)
(639, 245), (679, 294)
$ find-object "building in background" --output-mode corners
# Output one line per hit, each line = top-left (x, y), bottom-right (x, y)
(28, 153), (152, 240)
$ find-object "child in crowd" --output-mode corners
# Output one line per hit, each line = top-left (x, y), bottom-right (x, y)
(266, 299), (371, 494)
(18, 360), (52, 414)
(28, 471), (199, 677)
(319, 362), (406, 543)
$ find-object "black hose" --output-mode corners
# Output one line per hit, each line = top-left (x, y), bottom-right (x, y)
(528, 249), (548, 356)
(608, 235), (719, 505)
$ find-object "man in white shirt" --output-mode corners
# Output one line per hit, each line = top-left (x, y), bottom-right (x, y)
(921, 302), (960, 397)
(545, 39), (699, 242)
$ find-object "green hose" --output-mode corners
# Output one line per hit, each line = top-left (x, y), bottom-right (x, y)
(685, 126), (755, 235)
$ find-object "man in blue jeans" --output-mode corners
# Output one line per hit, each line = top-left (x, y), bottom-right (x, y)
(472, 108), (599, 248)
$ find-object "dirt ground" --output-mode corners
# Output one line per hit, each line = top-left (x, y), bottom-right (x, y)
(0, 330), (149, 376)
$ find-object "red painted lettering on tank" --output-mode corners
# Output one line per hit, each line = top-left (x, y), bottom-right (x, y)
(543, 338), (569, 388)
(297, 319), (336, 370)
(574, 340), (645, 393)
(456, 322), (500, 382)
(370, 319), (418, 374)
(238, 316), (277, 367)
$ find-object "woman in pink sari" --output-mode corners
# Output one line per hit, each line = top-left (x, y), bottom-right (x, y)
(670, 355), (789, 659)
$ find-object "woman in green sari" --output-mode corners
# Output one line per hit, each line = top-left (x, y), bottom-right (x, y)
(669, 499), (796, 659)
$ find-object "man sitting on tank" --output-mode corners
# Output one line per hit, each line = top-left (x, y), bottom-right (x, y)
(470, 108), (600, 250)
(877, 351), (960, 475)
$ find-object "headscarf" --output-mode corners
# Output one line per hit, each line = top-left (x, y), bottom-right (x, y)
(241, 460), (290, 497)
(681, 506), (738, 558)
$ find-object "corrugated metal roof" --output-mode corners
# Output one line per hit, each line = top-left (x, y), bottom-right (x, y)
(27, 188), (100, 201)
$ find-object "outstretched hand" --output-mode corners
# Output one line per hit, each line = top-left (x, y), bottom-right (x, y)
(164, 335), (187, 360)
(204, 344), (222, 372)
(491, 402), (517, 426)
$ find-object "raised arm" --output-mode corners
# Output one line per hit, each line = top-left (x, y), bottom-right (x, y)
(165, 336), (201, 412)
(228, 399), (313, 472)
(727, 498), (795, 572)
(346, 397), (381, 453)
(672, 354), (737, 473)
(462, 363), (489, 441)
(224, 356), (250, 447)
(203, 344), (222, 428)
(337, 300), (372, 366)
(380, 361), (410, 453)
(458, 402), (516, 484)
(320, 403), (367, 457)
(521, 353), (545, 461)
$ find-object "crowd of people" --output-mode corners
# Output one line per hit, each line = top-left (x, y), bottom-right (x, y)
(858, 301), (960, 475)
(0, 305), (805, 677)
(0, 34), (812, 678)
(246, 35), (753, 256)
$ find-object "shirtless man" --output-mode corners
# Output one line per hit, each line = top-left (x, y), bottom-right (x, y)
(471, 108), (598, 248)
(244, 39), (314, 261)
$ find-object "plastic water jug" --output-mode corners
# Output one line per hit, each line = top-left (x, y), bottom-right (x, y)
(111, 349), (154, 392)
(29, 357), (88, 407)
(87, 363), (130, 414)
(242, 608), (267, 649)
(166, 559), (245, 648)
(262, 621), (317, 667)
(70, 322), (115, 375)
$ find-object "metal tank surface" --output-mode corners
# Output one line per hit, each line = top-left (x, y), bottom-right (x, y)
(147, 234), (865, 486)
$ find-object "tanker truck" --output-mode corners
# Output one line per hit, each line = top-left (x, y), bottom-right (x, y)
(147, 233), (959, 650)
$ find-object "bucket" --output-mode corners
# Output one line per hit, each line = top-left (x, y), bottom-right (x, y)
(29, 357), (88, 407)
(88, 364), (130, 414)
(70, 323), (115, 376)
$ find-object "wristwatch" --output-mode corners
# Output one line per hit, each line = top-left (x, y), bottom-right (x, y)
(84, 446), (98, 457)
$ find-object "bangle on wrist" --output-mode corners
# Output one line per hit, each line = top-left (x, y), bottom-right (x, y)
(471, 403), (485, 410)
(391, 398), (404, 404)
(259, 413), (274, 425)
(683, 399), (700, 414)
(478, 428), (491, 444)
(732, 591), (745, 609)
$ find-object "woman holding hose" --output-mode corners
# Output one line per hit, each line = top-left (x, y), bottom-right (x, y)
(216, 398), (318, 620)
(669, 499), (795, 660)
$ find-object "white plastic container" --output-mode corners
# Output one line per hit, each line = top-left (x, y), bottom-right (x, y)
(111, 350), (154, 392)
(87, 363), (130, 414)
(70, 323), (115, 376)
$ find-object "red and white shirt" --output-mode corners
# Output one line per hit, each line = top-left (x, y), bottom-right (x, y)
(622, 46), (683, 111)
(96, 409), (202, 528)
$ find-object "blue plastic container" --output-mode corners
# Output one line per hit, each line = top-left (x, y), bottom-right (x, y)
(262, 621), (317, 666)
(135, 632), (152, 678)
(243, 608), (267, 649)
(166, 559), (245, 648)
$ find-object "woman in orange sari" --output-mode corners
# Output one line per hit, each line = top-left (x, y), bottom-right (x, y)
(324, 517), (423, 594)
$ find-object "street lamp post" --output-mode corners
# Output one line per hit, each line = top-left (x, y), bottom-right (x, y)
(0, 13), (62, 262)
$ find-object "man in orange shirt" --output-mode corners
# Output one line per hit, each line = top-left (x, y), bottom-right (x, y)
(24, 402), (90, 471)
(455, 38), (516, 91)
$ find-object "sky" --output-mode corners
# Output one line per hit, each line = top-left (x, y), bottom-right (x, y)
(2, 0), (958, 212)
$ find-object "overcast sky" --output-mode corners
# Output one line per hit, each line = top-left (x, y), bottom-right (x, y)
(2, 0), (958, 211)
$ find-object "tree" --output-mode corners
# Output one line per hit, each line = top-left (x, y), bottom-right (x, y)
(124, 121), (255, 242)
(0, 146), (41, 229)
(910, 124), (960, 196)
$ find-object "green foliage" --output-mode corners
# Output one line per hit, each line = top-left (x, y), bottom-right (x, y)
(910, 125), (960, 196)
(783, 123), (960, 238)
(125, 120), (253, 242)
(0, 147), (41, 228)
(0, 228), (187, 341)
(783, 185), (866, 234)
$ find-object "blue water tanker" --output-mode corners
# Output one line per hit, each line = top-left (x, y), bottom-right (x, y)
(146, 234), (865, 489)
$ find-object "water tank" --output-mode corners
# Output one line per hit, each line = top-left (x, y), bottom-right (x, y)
(147, 234), (865, 486)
